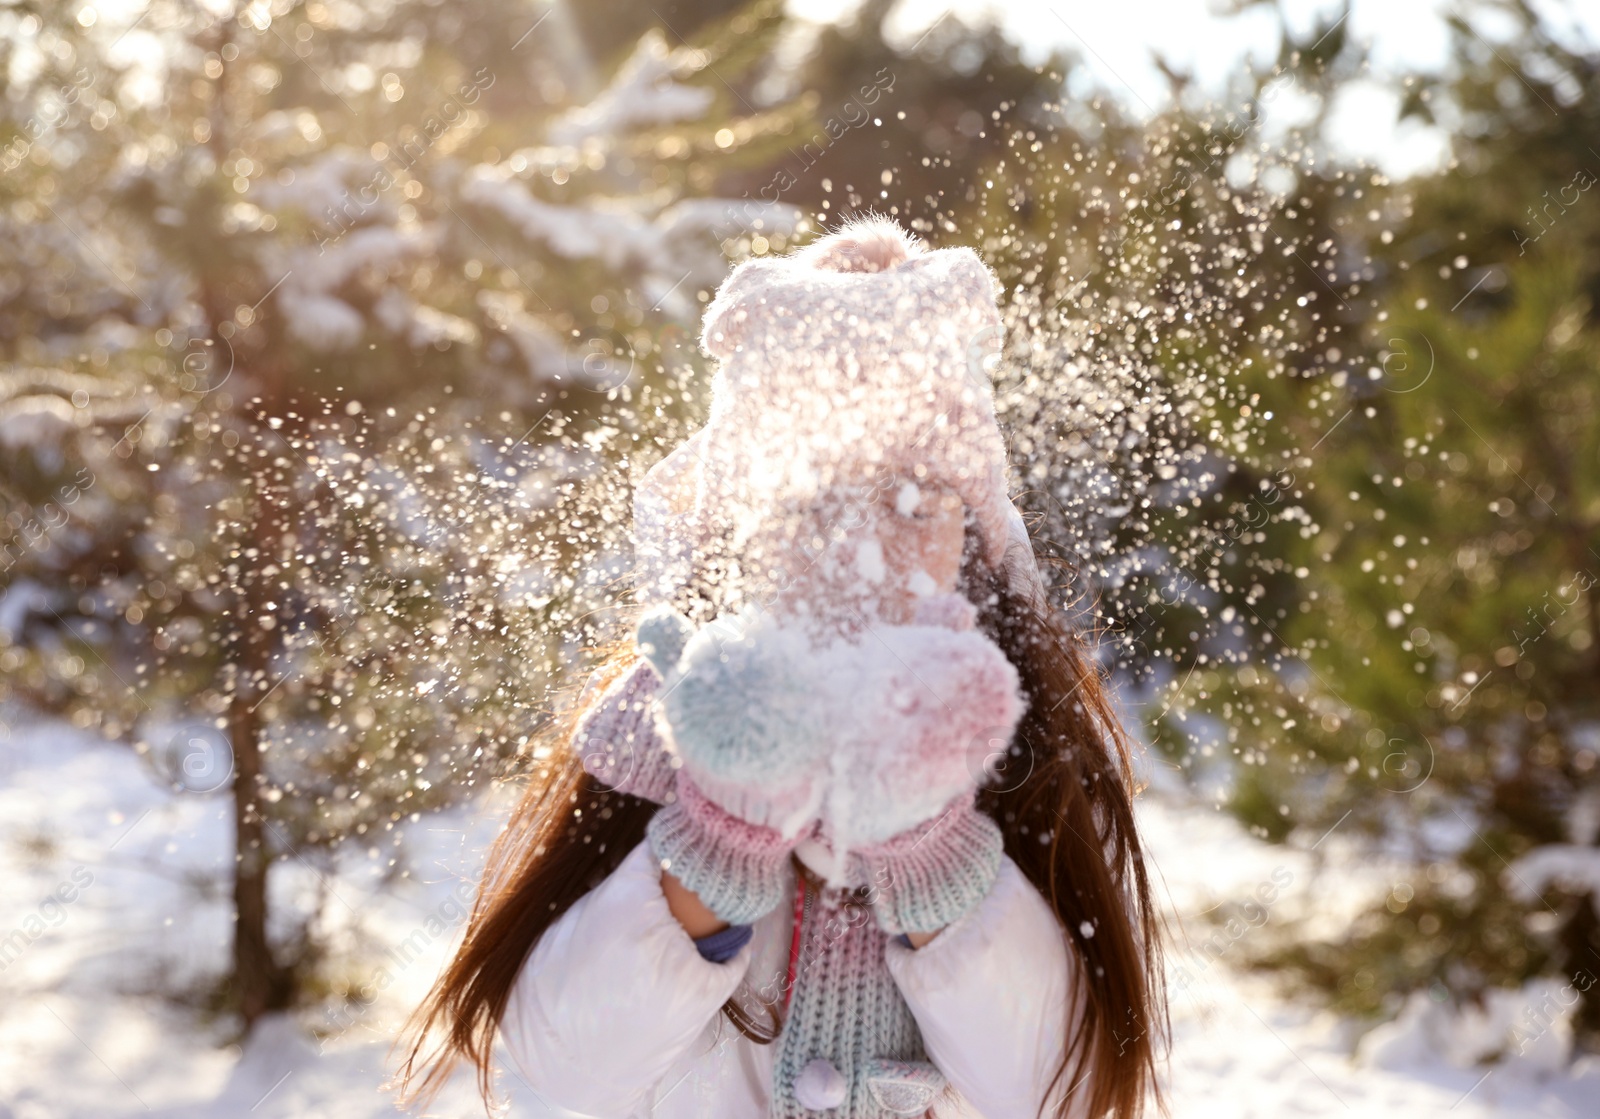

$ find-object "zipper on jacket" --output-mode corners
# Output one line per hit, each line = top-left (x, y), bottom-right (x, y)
(783, 871), (810, 1016)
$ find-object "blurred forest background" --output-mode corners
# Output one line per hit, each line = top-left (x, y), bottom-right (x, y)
(3, 0), (1600, 1108)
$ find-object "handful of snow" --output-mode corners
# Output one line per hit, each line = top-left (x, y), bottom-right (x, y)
(636, 595), (1024, 877)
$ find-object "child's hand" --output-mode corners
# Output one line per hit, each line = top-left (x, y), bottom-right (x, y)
(635, 599), (1023, 930)
(818, 617), (1023, 856)
(800, 596), (1022, 936)
(637, 606), (829, 840)
(635, 607), (827, 926)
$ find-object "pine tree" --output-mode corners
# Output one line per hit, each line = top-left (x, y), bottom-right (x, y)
(1, 0), (808, 1029)
(1179, 1), (1600, 1047)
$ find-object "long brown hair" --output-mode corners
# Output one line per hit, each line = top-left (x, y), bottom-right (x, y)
(394, 533), (1169, 1119)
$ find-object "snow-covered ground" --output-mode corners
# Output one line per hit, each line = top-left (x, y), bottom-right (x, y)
(1, 710), (1596, 1118)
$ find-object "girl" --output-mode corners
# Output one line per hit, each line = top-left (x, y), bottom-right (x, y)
(396, 218), (1166, 1118)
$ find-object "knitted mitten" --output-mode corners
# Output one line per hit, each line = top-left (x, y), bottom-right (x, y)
(637, 605), (831, 838)
(806, 596), (1025, 883)
(636, 606), (824, 925)
(769, 883), (952, 1118)
(646, 777), (798, 925)
(572, 659), (677, 805)
(571, 645), (796, 926)
(848, 795), (1004, 936)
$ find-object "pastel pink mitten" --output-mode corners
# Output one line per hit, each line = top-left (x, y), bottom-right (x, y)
(817, 594), (1022, 934)
(848, 796), (1005, 936)
(816, 595), (1025, 861)
(646, 777), (800, 925)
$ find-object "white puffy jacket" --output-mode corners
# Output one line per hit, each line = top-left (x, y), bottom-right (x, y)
(499, 837), (1091, 1118)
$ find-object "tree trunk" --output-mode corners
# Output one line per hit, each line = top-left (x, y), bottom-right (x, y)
(198, 16), (294, 1031)
(1559, 845), (1600, 1045)
(228, 449), (294, 1027)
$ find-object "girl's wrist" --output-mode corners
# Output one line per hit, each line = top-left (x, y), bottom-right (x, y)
(693, 921), (752, 963)
(659, 865), (730, 938)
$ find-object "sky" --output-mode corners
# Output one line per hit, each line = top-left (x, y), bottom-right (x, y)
(795, 0), (1600, 178)
(70, 0), (1600, 178)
